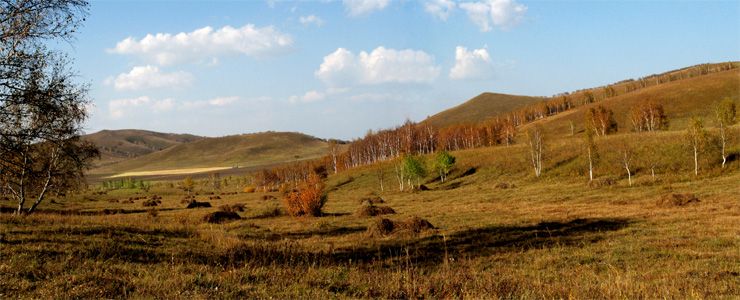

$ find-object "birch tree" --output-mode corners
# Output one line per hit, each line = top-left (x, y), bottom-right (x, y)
(686, 117), (708, 176)
(584, 126), (598, 181)
(716, 99), (738, 168)
(526, 125), (545, 177)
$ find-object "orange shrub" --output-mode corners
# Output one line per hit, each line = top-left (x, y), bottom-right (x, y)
(243, 186), (256, 193)
(284, 173), (327, 217)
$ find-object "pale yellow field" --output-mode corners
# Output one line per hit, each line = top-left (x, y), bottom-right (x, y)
(107, 167), (231, 178)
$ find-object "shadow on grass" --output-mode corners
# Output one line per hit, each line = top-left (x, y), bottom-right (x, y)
(330, 217), (632, 267)
(3, 216), (631, 269)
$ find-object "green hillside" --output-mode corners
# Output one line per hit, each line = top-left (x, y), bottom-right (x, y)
(421, 93), (546, 129)
(89, 131), (331, 175)
(83, 129), (204, 166)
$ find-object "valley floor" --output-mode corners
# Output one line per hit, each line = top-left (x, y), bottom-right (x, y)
(1, 158), (738, 299)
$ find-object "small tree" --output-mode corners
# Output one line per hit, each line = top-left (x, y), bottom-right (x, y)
(630, 100), (669, 132)
(716, 98), (738, 168)
(641, 136), (662, 180)
(584, 126), (598, 181)
(403, 155), (426, 190)
(209, 172), (221, 192)
(526, 125), (545, 177)
(183, 176), (195, 196)
(435, 150), (455, 183)
(586, 106), (618, 136)
(328, 139), (340, 174)
(374, 167), (386, 192)
(614, 136), (635, 186)
(686, 117), (708, 176)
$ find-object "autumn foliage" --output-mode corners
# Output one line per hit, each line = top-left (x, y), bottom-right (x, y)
(284, 173), (327, 217)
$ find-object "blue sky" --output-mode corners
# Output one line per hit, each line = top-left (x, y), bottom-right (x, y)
(70, 0), (739, 140)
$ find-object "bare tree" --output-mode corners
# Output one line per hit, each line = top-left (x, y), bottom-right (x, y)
(209, 172), (221, 192)
(526, 125), (545, 177)
(584, 126), (598, 181)
(614, 136), (635, 186)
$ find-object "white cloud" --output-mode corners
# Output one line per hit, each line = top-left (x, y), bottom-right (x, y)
(208, 96), (240, 106)
(460, 0), (527, 32)
(289, 91), (326, 103)
(108, 24), (296, 65)
(109, 96), (175, 119)
(449, 46), (495, 80)
(425, 0), (456, 21)
(299, 15), (325, 26)
(343, 0), (391, 16)
(315, 47), (440, 87)
(109, 96), (241, 119)
(105, 65), (194, 91)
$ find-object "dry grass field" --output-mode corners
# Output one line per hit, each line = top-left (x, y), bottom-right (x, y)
(2, 128), (738, 299)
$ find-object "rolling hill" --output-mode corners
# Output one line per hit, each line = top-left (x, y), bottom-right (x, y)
(420, 93), (546, 129)
(83, 129), (204, 167)
(520, 68), (740, 136)
(89, 131), (332, 176)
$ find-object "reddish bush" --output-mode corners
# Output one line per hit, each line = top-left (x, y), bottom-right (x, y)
(284, 173), (327, 217)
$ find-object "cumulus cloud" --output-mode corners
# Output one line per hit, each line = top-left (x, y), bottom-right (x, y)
(460, 0), (527, 32)
(425, 0), (456, 21)
(449, 46), (495, 80)
(109, 96), (174, 119)
(104, 65), (194, 91)
(109, 96), (241, 119)
(299, 15), (325, 26)
(289, 91), (326, 103)
(315, 47), (440, 87)
(343, 0), (391, 16)
(107, 24), (296, 65)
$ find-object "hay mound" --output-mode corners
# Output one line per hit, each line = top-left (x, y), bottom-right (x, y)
(367, 216), (434, 236)
(419, 185), (430, 191)
(219, 203), (245, 213)
(354, 204), (395, 217)
(186, 201), (212, 209)
(142, 200), (158, 207)
(208, 196), (221, 200)
(588, 176), (617, 188)
(102, 208), (124, 215)
(121, 199), (134, 204)
(656, 193), (699, 207)
(260, 195), (277, 201)
(107, 199), (119, 203)
(202, 211), (241, 223)
(494, 182), (517, 189)
(357, 196), (385, 205)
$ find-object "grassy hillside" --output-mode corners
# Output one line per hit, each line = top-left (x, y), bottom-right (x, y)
(89, 131), (331, 175)
(84, 129), (204, 166)
(421, 93), (546, 128)
(521, 68), (740, 136)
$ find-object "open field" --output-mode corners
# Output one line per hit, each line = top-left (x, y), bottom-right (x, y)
(107, 167), (233, 178)
(2, 128), (738, 298)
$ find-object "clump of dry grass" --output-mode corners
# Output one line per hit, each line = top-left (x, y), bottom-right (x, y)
(219, 203), (245, 213)
(357, 196), (385, 205)
(367, 216), (434, 236)
(354, 204), (395, 217)
(656, 192), (699, 207)
(587, 176), (617, 188)
(202, 211), (241, 223)
(493, 182), (517, 189)
(142, 200), (159, 207)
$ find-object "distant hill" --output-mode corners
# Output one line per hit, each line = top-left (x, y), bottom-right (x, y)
(420, 93), (546, 129)
(83, 129), (204, 167)
(89, 131), (331, 175)
(521, 68), (740, 136)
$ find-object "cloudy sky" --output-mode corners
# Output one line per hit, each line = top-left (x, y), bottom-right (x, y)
(69, 0), (738, 140)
